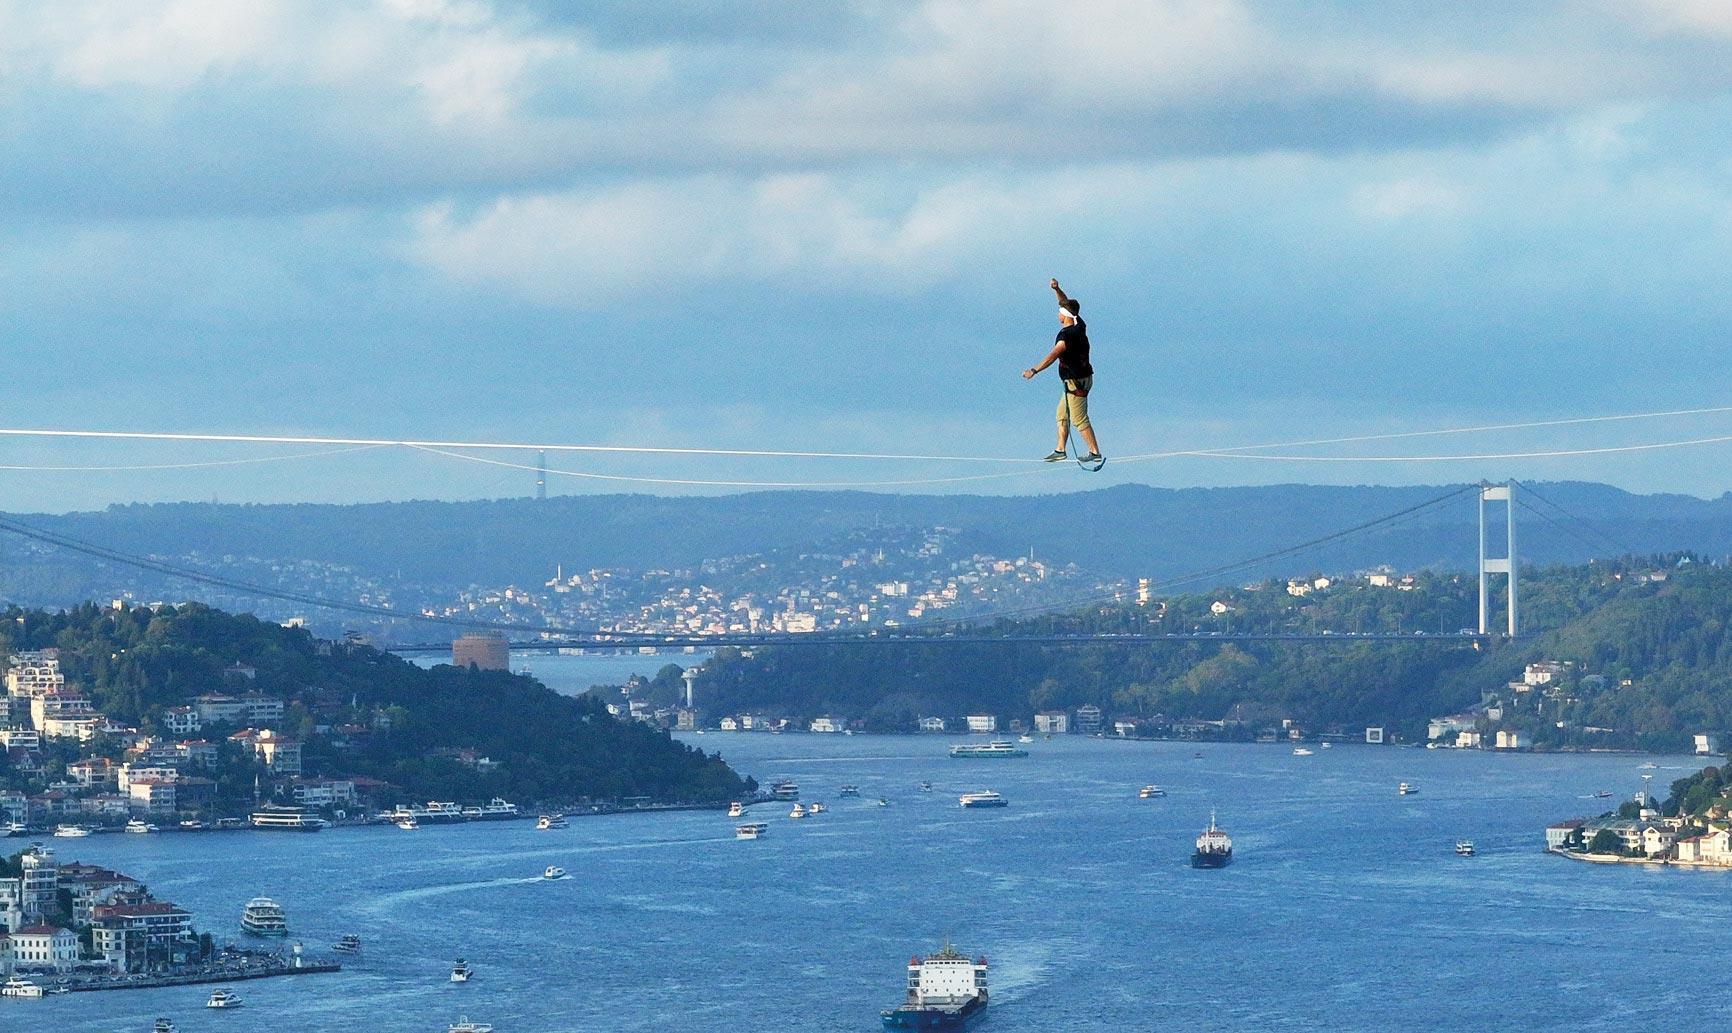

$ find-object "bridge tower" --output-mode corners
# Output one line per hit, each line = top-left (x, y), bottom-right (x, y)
(536, 450), (547, 500)
(1478, 482), (1518, 637)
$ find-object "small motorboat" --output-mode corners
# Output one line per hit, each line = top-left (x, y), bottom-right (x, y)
(1455, 840), (1476, 856)
(1139, 785), (1167, 799)
(838, 785), (860, 797)
(206, 987), (244, 1009)
(537, 814), (568, 830)
(807, 802), (826, 815)
(727, 801), (745, 818)
(1320, 742), (1333, 749)
(1399, 782), (1418, 796)
(1292, 747), (1314, 756)
(543, 866), (568, 880)
(1593, 790), (1614, 799)
(918, 781), (933, 793)
(450, 958), (474, 983)
(736, 822), (768, 840)
(395, 816), (419, 831)
(154, 1020), (178, 1033)
(1018, 734), (1034, 744)
(449, 1020), (495, 1033)
(877, 797), (890, 807)
(789, 803), (807, 819)
(332, 934), (362, 954)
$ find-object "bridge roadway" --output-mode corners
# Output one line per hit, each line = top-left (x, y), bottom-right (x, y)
(389, 630), (1497, 653)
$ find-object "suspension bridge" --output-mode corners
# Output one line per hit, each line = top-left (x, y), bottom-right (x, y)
(0, 403), (1707, 650)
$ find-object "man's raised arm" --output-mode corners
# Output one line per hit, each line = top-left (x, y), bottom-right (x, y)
(1050, 278), (1070, 307)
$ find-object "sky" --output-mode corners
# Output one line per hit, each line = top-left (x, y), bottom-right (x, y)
(4, 0), (1732, 510)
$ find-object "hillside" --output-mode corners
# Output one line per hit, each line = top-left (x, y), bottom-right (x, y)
(9, 481), (1732, 600)
(0, 603), (748, 809)
(693, 556), (1732, 750)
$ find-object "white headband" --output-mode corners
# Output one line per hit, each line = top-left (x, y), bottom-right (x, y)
(1060, 307), (1075, 320)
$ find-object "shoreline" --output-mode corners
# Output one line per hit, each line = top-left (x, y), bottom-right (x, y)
(1546, 846), (1732, 870)
(59, 961), (342, 994)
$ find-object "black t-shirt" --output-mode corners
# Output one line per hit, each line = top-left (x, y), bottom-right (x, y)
(1056, 321), (1092, 380)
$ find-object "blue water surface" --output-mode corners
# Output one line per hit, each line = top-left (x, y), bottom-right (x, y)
(27, 734), (1718, 1032)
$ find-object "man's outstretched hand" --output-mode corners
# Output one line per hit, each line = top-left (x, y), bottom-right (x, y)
(1050, 278), (1061, 291)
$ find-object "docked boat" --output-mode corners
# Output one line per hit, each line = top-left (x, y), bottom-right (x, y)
(839, 785), (860, 797)
(240, 896), (288, 936)
(52, 823), (93, 838)
(395, 816), (420, 831)
(1191, 811), (1233, 868)
(449, 1020), (494, 1033)
(736, 822), (769, 840)
(536, 814), (568, 830)
(3, 821), (27, 836)
(789, 803), (808, 819)
(1455, 840), (1476, 856)
(206, 988), (244, 1009)
(543, 866), (567, 880)
(450, 959), (473, 983)
(958, 791), (1008, 809)
(727, 801), (745, 818)
(1292, 747), (1314, 756)
(949, 741), (1028, 759)
(770, 779), (800, 801)
(1139, 785), (1166, 799)
(249, 805), (327, 832)
(332, 934), (362, 954)
(178, 819), (207, 830)
(475, 798), (519, 820)
(1399, 782), (1418, 796)
(0, 976), (43, 997)
(125, 819), (159, 834)
(881, 941), (988, 1030)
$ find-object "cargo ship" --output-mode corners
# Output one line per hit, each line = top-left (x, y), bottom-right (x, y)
(1191, 811), (1233, 868)
(949, 741), (1028, 759)
(881, 941), (988, 1030)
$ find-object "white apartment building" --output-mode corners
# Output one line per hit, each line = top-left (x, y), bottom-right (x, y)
(966, 714), (997, 734)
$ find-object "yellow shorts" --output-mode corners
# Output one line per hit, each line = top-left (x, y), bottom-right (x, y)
(1057, 376), (1092, 431)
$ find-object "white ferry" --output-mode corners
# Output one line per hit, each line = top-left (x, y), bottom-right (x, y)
(0, 976), (43, 998)
(1399, 782), (1418, 796)
(240, 896), (289, 936)
(770, 779), (800, 801)
(125, 819), (159, 834)
(249, 806), (327, 832)
(736, 822), (769, 840)
(1139, 785), (1167, 799)
(949, 741), (1029, 759)
(838, 785), (860, 798)
(789, 803), (808, 819)
(536, 814), (568, 830)
(449, 1020), (494, 1033)
(475, 798), (519, 820)
(450, 958), (474, 983)
(959, 791), (1008, 809)
(206, 987), (244, 1009)
(727, 802), (745, 818)
(543, 865), (568, 880)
